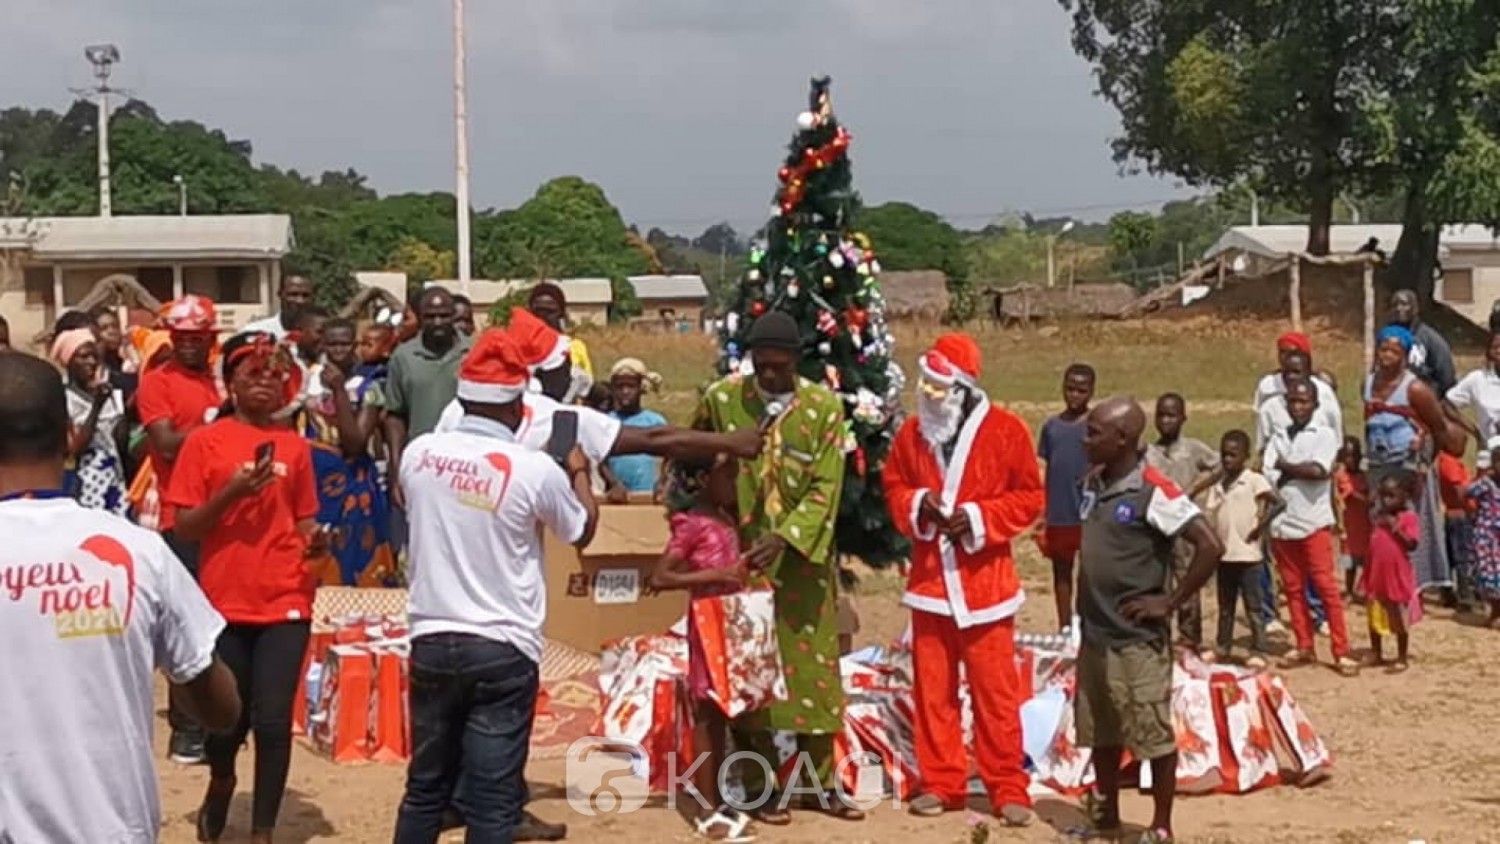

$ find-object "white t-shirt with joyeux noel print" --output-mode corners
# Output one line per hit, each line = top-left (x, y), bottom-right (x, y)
(0, 497), (225, 844)
(433, 392), (621, 463)
(402, 415), (589, 664)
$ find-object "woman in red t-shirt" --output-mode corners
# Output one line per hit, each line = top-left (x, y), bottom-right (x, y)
(164, 331), (324, 844)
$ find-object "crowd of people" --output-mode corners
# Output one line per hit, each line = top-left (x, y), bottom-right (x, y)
(2, 276), (1498, 844)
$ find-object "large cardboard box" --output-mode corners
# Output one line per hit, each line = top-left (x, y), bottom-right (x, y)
(543, 501), (687, 653)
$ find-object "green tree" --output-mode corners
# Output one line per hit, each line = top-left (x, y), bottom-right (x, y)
(1059, 2), (1401, 255)
(965, 229), (1047, 288)
(1107, 210), (1158, 271)
(717, 78), (905, 567)
(385, 235), (457, 283)
(856, 201), (973, 320)
(475, 176), (648, 321)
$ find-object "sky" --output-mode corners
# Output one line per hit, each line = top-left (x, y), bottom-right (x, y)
(6, 0), (1197, 235)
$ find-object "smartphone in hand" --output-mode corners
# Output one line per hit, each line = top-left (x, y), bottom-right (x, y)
(255, 441), (275, 467)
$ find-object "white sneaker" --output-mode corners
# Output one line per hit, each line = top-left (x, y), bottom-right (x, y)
(1317, 621), (1331, 637)
(1265, 620), (1287, 635)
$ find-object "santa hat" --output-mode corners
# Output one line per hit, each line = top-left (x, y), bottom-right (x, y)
(161, 295), (218, 333)
(919, 333), (982, 388)
(507, 307), (572, 372)
(457, 330), (529, 403)
(1277, 331), (1312, 355)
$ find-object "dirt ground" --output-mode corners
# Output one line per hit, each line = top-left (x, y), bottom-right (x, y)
(155, 550), (1500, 844)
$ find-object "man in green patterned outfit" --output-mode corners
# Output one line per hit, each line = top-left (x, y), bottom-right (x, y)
(694, 311), (863, 825)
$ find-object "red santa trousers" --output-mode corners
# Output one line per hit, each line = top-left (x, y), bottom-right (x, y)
(911, 610), (1029, 808)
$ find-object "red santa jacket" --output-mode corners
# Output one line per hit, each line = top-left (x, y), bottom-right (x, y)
(883, 400), (1044, 628)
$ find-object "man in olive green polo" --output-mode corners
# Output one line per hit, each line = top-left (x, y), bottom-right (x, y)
(385, 286), (473, 513)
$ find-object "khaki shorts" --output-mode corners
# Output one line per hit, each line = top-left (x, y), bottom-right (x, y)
(1075, 640), (1175, 760)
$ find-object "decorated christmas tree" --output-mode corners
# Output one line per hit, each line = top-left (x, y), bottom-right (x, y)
(717, 77), (908, 567)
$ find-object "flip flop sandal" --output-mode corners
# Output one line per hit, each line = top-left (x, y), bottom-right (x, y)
(1278, 650), (1314, 669)
(696, 807), (756, 842)
(799, 791), (866, 821)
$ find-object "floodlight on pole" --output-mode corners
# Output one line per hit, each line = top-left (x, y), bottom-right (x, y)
(452, 0), (472, 294)
(75, 44), (121, 218)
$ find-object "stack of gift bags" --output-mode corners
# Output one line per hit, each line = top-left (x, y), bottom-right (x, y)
(293, 613), (412, 764)
(595, 617), (1333, 800)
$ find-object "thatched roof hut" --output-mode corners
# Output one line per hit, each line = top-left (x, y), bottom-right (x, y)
(879, 271), (950, 321)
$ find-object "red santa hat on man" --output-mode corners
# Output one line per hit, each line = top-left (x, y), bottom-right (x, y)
(456, 329), (530, 404)
(506, 307), (571, 373)
(918, 332), (982, 390)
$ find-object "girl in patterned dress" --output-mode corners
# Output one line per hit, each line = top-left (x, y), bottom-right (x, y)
(650, 453), (754, 842)
(1466, 445), (1500, 628)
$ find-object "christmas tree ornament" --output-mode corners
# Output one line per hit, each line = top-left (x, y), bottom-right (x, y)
(870, 259), (883, 275)
(823, 275), (835, 288)
(828, 251), (845, 269)
(748, 269), (761, 282)
(797, 110), (817, 130)
(816, 309), (838, 336)
(726, 314), (739, 335)
(854, 446), (867, 476)
(818, 341), (832, 355)
(750, 300), (766, 317)
(825, 364), (841, 390)
(857, 261), (872, 276)
(780, 266), (796, 278)
(778, 166), (792, 182)
(787, 281), (800, 298)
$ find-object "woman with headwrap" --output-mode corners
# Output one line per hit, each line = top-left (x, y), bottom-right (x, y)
(162, 331), (327, 844)
(298, 317), (397, 587)
(54, 327), (129, 516)
(605, 357), (668, 499)
(1364, 325), (1465, 591)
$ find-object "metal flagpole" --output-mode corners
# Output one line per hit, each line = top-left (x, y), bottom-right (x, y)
(453, 0), (472, 294)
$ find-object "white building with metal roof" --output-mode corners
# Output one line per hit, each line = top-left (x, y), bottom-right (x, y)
(0, 214), (294, 343)
(1203, 223), (1500, 326)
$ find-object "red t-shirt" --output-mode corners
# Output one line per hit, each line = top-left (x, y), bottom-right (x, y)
(136, 361), (222, 531)
(163, 417), (320, 624)
(1437, 453), (1470, 514)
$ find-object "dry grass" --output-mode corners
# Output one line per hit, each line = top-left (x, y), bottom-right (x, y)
(575, 316), (1474, 451)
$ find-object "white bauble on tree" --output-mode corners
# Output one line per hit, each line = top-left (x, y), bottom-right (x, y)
(796, 111), (817, 130)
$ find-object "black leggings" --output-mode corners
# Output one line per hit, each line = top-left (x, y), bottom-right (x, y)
(206, 621), (311, 831)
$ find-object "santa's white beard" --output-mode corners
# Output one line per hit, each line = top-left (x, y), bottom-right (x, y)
(918, 390), (965, 449)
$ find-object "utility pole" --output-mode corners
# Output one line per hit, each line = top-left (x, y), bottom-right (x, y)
(452, 0), (472, 294)
(173, 175), (186, 216)
(75, 45), (122, 218)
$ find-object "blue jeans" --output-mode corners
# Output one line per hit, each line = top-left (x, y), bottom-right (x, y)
(1258, 556), (1326, 625)
(394, 633), (539, 844)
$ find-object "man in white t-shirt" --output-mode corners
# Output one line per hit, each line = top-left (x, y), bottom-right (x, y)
(394, 329), (599, 843)
(1262, 379), (1355, 675)
(240, 274), (315, 341)
(434, 308), (759, 464)
(1252, 335), (1342, 452)
(0, 353), (240, 844)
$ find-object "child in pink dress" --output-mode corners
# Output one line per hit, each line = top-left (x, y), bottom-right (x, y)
(1362, 473), (1421, 672)
(649, 453), (752, 842)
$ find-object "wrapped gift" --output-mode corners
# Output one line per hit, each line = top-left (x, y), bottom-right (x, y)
(1209, 670), (1279, 794)
(1257, 673), (1333, 776)
(689, 589), (788, 718)
(309, 644), (375, 763)
(1032, 701), (1094, 795)
(597, 635), (694, 793)
(293, 629), (337, 736)
(1166, 669), (1224, 794)
(368, 642), (410, 763)
(844, 695), (920, 799)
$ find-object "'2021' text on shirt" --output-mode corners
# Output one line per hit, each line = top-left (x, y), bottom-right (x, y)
(0, 497), (224, 844)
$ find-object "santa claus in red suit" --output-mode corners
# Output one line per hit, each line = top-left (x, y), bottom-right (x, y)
(882, 333), (1045, 826)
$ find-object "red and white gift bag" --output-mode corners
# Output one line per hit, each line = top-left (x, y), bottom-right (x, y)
(309, 644), (375, 764)
(689, 589), (788, 718)
(596, 634), (695, 792)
